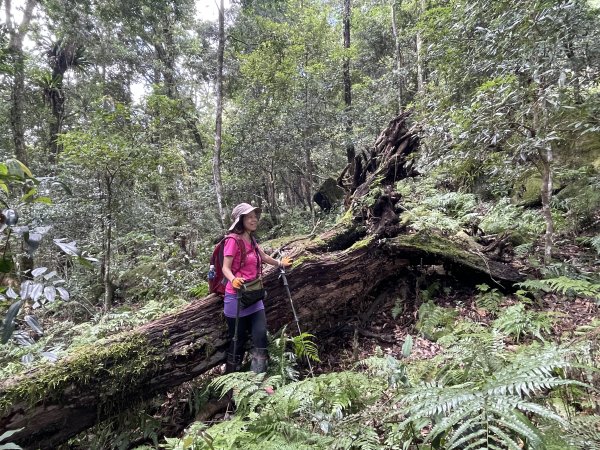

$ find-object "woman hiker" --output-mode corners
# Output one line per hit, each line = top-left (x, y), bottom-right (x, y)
(221, 202), (292, 374)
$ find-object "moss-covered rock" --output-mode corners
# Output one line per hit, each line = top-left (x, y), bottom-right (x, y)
(513, 175), (543, 207)
(555, 179), (600, 229)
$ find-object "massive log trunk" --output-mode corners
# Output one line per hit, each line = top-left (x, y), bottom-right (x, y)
(0, 113), (524, 448)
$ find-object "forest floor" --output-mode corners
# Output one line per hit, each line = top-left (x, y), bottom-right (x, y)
(319, 238), (600, 371)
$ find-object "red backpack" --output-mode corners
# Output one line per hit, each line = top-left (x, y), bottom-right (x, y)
(208, 234), (259, 295)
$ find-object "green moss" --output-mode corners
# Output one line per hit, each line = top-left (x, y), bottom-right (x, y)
(261, 235), (307, 252)
(513, 175), (542, 206)
(390, 231), (482, 271)
(292, 254), (318, 268)
(0, 333), (160, 414)
(555, 180), (600, 229)
(339, 208), (355, 225)
(345, 235), (375, 252)
(309, 236), (326, 247)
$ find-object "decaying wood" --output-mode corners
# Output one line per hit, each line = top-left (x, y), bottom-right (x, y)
(0, 112), (525, 448)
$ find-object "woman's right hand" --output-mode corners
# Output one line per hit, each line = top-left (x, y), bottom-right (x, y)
(232, 277), (245, 289)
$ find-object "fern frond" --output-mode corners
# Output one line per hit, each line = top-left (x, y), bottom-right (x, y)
(208, 371), (278, 416)
(356, 354), (410, 388)
(517, 276), (600, 300)
(493, 408), (544, 448)
(292, 333), (320, 362)
(493, 304), (554, 342)
(352, 427), (383, 450)
(486, 425), (522, 450)
(564, 415), (600, 449)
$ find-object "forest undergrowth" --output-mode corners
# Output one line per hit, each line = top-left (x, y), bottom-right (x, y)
(2, 161), (600, 450)
(62, 232), (600, 450)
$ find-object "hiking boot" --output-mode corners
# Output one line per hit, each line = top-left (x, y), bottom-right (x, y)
(250, 348), (269, 374)
(225, 352), (243, 373)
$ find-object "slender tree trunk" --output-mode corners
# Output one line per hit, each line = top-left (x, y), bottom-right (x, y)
(6, 0), (37, 166)
(343, 0), (354, 164)
(532, 85), (554, 265)
(213, 0), (226, 229)
(48, 66), (66, 164)
(540, 146), (554, 265)
(48, 89), (64, 160)
(103, 175), (114, 309)
(391, 0), (404, 113)
(303, 53), (315, 223)
(415, 0), (425, 94)
(9, 51), (27, 164)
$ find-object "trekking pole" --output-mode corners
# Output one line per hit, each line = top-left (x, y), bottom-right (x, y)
(232, 288), (243, 371)
(279, 267), (315, 377)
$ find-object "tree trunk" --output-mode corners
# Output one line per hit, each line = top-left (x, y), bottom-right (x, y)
(343, 0), (354, 164)
(0, 113), (525, 449)
(303, 53), (315, 224)
(391, 0), (404, 113)
(6, 0), (37, 166)
(213, 0), (226, 229)
(103, 175), (114, 309)
(540, 146), (554, 265)
(415, 0), (425, 94)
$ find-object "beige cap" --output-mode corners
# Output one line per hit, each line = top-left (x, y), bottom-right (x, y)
(228, 203), (262, 231)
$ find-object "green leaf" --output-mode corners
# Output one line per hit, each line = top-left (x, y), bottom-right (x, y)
(56, 287), (70, 301)
(53, 239), (80, 256)
(0, 442), (24, 449)
(1, 300), (22, 344)
(402, 335), (413, 358)
(5, 160), (24, 178)
(0, 258), (14, 274)
(51, 180), (72, 195)
(20, 188), (37, 203)
(0, 428), (24, 442)
(31, 267), (47, 277)
(24, 315), (43, 335)
(33, 196), (52, 205)
(14, 160), (33, 178)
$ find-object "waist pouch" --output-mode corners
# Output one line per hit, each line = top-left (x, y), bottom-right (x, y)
(239, 278), (267, 308)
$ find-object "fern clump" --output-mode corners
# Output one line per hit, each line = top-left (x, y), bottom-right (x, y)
(493, 304), (554, 342)
(479, 198), (545, 242)
(474, 283), (504, 316)
(416, 301), (458, 341)
(395, 179), (480, 234)
(392, 339), (586, 450)
(192, 371), (383, 449)
(269, 327), (320, 384)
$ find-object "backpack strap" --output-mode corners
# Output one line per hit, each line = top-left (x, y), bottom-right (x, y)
(224, 234), (246, 273)
(250, 236), (262, 278)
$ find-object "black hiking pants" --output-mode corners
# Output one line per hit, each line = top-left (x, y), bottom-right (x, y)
(226, 309), (268, 358)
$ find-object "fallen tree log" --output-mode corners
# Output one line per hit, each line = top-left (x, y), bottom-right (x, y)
(0, 230), (523, 449)
(0, 112), (525, 448)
